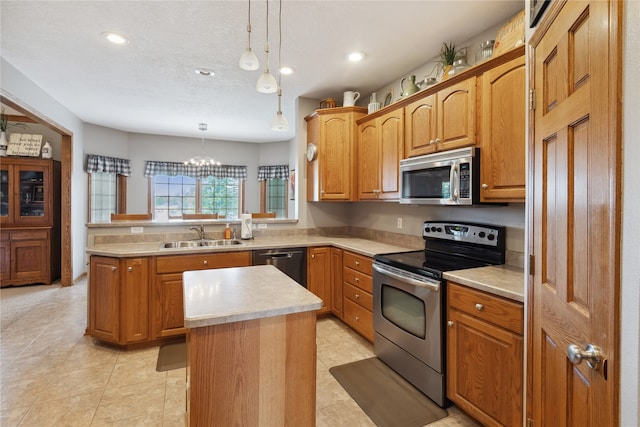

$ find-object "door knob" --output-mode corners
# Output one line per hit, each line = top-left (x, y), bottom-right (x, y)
(482, 183), (489, 189)
(567, 343), (603, 370)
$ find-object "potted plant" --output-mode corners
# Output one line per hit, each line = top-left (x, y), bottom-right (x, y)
(437, 42), (465, 81)
(0, 108), (27, 157)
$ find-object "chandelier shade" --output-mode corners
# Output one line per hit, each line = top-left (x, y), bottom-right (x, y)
(184, 123), (221, 166)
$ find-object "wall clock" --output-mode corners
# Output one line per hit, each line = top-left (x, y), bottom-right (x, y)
(306, 143), (318, 161)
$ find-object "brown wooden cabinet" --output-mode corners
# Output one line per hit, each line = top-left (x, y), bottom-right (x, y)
(357, 108), (404, 200)
(0, 158), (61, 286)
(404, 77), (476, 157)
(307, 246), (332, 315)
(446, 282), (524, 427)
(153, 251), (251, 338)
(88, 256), (150, 345)
(479, 55), (526, 202)
(305, 107), (367, 201)
(342, 251), (374, 342)
(330, 247), (343, 318)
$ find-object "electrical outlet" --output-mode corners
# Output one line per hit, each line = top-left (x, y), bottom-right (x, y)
(397, 218), (403, 229)
(258, 223), (267, 229)
(131, 226), (144, 234)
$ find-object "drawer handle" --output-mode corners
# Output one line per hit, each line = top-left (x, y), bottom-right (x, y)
(447, 320), (454, 327)
(128, 267), (133, 272)
(111, 266), (117, 272)
(355, 277), (359, 282)
(203, 260), (208, 265)
(355, 261), (360, 266)
(355, 316), (360, 322)
(475, 303), (484, 311)
(355, 293), (360, 299)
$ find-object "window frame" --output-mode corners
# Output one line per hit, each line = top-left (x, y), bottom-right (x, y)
(259, 178), (288, 218)
(87, 172), (127, 222)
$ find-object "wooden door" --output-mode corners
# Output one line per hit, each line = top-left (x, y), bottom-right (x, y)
(436, 77), (476, 151)
(154, 273), (187, 338)
(378, 109), (404, 200)
(0, 232), (9, 283)
(404, 94), (437, 157)
(320, 114), (351, 200)
(330, 247), (343, 318)
(89, 256), (120, 342)
(529, 1), (621, 425)
(307, 246), (331, 314)
(122, 258), (150, 343)
(357, 120), (379, 200)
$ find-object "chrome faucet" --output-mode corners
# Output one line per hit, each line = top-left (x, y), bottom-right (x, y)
(189, 224), (206, 240)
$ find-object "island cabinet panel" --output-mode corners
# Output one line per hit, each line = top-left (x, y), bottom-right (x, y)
(342, 251), (374, 342)
(307, 246), (331, 315)
(330, 247), (343, 318)
(446, 282), (524, 427)
(187, 311), (317, 427)
(153, 251), (252, 338)
(88, 256), (151, 345)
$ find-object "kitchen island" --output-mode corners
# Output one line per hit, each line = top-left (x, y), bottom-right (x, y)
(183, 265), (322, 427)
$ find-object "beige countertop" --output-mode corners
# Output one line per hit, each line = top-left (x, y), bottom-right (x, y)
(183, 265), (323, 328)
(444, 264), (525, 302)
(86, 235), (414, 258)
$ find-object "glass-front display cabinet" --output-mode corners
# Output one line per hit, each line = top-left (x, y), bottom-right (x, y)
(0, 158), (54, 226)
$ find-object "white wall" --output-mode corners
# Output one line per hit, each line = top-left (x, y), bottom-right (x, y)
(1, 57), (87, 282)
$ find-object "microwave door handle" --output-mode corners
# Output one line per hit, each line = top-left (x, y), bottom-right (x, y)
(449, 164), (458, 202)
(453, 163), (459, 201)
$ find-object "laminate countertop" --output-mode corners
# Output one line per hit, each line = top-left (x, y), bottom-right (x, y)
(444, 264), (525, 303)
(182, 265), (323, 328)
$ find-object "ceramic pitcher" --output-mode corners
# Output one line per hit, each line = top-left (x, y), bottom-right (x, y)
(400, 75), (419, 98)
(343, 91), (360, 107)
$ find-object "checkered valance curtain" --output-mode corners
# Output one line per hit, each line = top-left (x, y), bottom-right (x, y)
(257, 165), (289, 181)
(85, 154), (132, 177)
(143, 161), (247, 180)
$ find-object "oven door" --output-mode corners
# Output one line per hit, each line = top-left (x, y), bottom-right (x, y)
(372, 262), (443, 371)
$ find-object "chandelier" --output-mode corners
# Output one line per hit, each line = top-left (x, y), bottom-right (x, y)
(184, 123), (220, 166)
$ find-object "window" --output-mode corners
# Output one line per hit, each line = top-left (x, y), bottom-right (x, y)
(86, 155), (130, 223)
(258, 165), (289, 218)
(201, 176), (241, 219)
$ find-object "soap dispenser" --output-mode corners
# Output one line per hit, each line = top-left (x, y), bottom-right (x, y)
(224, 223), (232, 240)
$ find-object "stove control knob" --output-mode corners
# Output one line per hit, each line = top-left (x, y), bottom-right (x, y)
(478, 232), (486, 238)
(437, 227), (442, 232)
(487, 234), (495, 241)
(424, 228), (430, 233)
(431, 226), (437, 232)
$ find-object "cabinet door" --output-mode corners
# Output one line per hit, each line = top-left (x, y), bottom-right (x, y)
(480, 55), (526, 201)
(307, 246), (331, 314)
(330, 247), (343, 318)
(320, 114), (352, 200)
(89, 256), (120, 343)
(447, 307), (523, 427)
(437, 77), (476, 151)
(154, 273), (188, 338)
(378, 109), (404, 200)
(404, 94), (438, 157)
(0, 166), (13, 225)
(11, 231), (49, 283)
(122, 258), (150, 343)
(15, 163), (51, 227)
(0, 231), (10, 282)
(357, 120), (380, 200)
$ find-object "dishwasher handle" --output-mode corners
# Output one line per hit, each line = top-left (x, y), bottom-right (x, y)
(258, 250), (303, 258)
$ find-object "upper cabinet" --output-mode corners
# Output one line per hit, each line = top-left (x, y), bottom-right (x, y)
(479, 55), (526, 202)
(404, 77), (476, 157)
(357, 108), (404, 200)
(305, 107), (367, 202)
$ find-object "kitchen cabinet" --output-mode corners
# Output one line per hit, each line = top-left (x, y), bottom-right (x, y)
(404, 77), (476, 157)
(330, 247), (343, 318)
(342, 251), (374, 342)
(479, 54), (526, 202)
(305, 107), (367, 201)
(88, 256), (150, 345)
(307, 246), (332, 315)
(0, 158), (61, 287)
(446, 282), (523, 427)
(153, 251), (251, 338)
(357, 108), (404, 200)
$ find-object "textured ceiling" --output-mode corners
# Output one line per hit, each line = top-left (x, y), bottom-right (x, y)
(1, 1), (523, 143)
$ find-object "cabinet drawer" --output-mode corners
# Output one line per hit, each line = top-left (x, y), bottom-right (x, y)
(10, 229), (49, 241)
(344, 282), (373, 311)
(343, 267), (372, 293)
(156, 251), (251, 274)
(448, 282), (524, 335)
(343, 298), (373, 342)
(343, 251), (372, 275)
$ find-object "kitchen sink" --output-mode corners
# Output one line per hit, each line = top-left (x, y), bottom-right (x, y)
(160, 239), (245, 249)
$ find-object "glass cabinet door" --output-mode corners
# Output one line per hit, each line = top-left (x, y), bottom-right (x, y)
(0, 168), (9, 221)
(19, 169), (45, 218)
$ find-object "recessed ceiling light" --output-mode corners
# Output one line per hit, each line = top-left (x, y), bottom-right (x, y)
(347, 51), (366, 62)
(102, 32), (130, 45)
(195, 68), (215, 77)
(279, 66), (295, 75)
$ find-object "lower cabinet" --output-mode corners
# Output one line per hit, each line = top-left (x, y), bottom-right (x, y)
(446, 282), (524, 427)
(307, 246), (332, 315)
(330, 247), (343, 318)
(89, 256), (150, 345)
(1, 228), (51, 286)
(153, 251), (252, 338)
(342, 251), (374, 342)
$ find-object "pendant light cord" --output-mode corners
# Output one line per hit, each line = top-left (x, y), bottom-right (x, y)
(278, 0), (282, 88)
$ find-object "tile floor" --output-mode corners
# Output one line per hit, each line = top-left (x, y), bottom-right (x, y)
(0, 279), (480, 426)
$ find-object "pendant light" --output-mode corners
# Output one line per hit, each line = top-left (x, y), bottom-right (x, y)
(271, 0), (288, 131)
(184, 123), (221, 166)
(239, 0), (259, 70)
(256, 0), (277, 93)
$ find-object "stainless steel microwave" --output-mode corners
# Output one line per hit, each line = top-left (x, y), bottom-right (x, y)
(399, 147), (479, 205)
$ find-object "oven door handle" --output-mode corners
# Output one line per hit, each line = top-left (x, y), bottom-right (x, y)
(373, 263), (440, 292)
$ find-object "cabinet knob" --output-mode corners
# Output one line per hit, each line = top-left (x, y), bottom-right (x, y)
(355, 261), (360, 266)
(429, 139), (435, 145)
(482, 183), (489, 190)
(475, 303), (484, 311)
(203, 260), (208, 265)
(312, 254), (315, 259)
(355, 316), (360, 322)
(435, 138), (441, 144)
(355, 293), (360, 299)
(447, 320), (454, 327)
(128, 267), (133, 272)
(355, 277), (359, 282)
(111, 266), (117, 272)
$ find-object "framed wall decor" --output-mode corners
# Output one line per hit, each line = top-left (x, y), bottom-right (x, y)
(383, 89), (394, 107)
(529, 0), (550, 28)
(289, 169), (295, 201)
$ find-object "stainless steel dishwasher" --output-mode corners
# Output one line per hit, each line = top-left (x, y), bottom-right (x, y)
(252, 247), (307, 287)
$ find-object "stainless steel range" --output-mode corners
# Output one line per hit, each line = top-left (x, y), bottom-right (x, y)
(372, 221), (505, 407)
